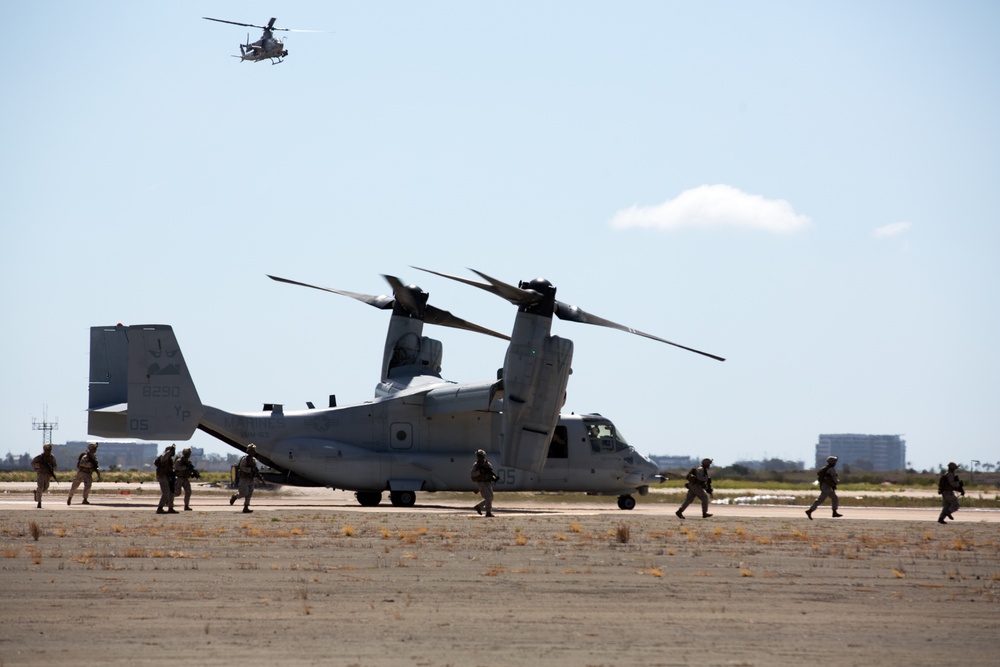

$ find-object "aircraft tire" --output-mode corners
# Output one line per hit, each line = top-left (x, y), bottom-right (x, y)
(355, 491), (382, 507)
(390, 490), (416, 507)
(617, 494), (636, 510)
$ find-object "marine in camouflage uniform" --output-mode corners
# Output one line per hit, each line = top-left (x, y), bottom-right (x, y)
(806, 456), (843, 519)
(676, 458), (714, 519)
(471, 450), (498, 517)
(31, 444), (58, 509)
(230, 444), (262, 513)
(155, 445), (178, 514)
(67, 442), (100, 506)
(937, 462), (964, 524)
(173, 447), (199, 511)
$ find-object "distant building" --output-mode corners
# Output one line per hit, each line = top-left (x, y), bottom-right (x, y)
(4, 441), (239, 472)
(62, 440), (162, 470)
(815, 434), (906, 471)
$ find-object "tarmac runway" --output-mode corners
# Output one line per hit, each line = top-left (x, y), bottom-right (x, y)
(3, 482), (998, 522)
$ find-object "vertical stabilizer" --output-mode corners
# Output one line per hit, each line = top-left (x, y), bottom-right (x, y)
(87, 325), (204, 440)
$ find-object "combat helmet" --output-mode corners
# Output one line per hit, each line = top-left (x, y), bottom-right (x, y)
(476, 449), (486, 459)
(43, 444), (52, 451)
(87, 442), (98, 452)
(947, 462), (958, 470)
(826, 456), (838, 464)
(701, 458), (713, 467)
(182, 447), (192, 456)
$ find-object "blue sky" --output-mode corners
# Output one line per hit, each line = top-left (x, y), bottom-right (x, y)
(2, 1), (998, 471)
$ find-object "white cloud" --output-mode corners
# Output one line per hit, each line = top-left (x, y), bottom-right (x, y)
(610, 184), (811, 233)
(873, 221), (912, 239)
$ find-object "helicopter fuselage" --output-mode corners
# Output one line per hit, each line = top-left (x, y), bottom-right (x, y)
(197, 398), (659, 500)
(239, 34), (288, 63)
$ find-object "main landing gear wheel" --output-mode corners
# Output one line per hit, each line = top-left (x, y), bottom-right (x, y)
(390, 490), (416, 507)
(617, 494), (636, 510)
(355, 491), (382, 507)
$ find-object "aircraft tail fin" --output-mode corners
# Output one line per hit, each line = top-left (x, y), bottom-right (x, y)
(88, 325), (204, 440)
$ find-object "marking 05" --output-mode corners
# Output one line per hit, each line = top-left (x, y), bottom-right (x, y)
(495, 468), (516, 486)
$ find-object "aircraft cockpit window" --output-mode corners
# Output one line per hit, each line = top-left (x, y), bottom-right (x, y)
(586, 422), (618, 454)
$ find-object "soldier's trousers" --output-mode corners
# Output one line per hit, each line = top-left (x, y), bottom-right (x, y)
(809, 483), (839, 512)
(234, 478), (255, 509)
(939, 490), (960, 521)
(474, 481), (494, 514)
(34, 473), (50, 503)
(679, 485), (710, 515)
(174, 478), (192, 509)
(157, 477), (175, 510)
(68, 471), (93, 501)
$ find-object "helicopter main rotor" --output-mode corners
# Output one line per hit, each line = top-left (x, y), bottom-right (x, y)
(204, 16), (285, 32)
(413, 267), (726, 362)
(267, 274), (510, 341)
(203, 16), (329, 34)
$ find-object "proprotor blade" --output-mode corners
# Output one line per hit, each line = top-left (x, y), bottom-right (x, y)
(416, 267), (725, 362)
(203, 17), (266, 30)
(412, 266), (541, 308)
(269, 274), (509, 341)
(267, 274), (393, 310)
(553, 302), (725, 361)
(383, 274), (508, 340)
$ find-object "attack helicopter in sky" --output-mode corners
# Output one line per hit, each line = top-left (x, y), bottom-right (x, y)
(87, 269), (724, 510)
(202, 16), (326, 64)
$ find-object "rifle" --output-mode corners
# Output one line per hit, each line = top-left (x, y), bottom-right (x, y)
(42, 459), (60, 484)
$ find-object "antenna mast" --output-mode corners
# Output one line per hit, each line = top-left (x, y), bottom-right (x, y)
(32, 406), (59, 446)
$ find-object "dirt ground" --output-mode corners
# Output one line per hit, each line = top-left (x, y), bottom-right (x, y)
(1, 484), (998, 666)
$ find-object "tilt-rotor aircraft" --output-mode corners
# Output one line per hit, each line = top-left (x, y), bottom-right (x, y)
(87, 269), (724, 510)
